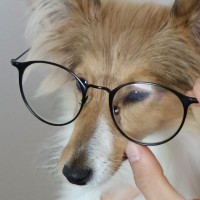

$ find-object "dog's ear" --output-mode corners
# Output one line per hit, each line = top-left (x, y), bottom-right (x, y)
(172, 0), (200, 39)
(28, 0), (101, 17)
(27, 0), (101, 22)
(26, 0), (101, 43)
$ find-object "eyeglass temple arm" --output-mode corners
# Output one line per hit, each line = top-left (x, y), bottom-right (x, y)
(11, 48), (30, 66)
(10, 49), (199, 105)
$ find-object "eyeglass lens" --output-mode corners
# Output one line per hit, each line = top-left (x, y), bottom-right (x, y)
(112, 83), (184, 144)
(22, 63), (83, 125)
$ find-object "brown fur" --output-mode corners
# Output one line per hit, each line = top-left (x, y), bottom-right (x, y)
(28, 0), (200, 183)
(56, 0), (200, 173)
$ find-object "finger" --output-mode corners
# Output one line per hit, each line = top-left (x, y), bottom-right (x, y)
(126, 142), (185, 200)
(186, 90), (195, 97)
(186, 79), (200, 102)
(193, 79), (200, 102)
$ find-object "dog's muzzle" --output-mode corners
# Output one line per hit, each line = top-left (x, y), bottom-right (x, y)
(62, 164), (93, 186)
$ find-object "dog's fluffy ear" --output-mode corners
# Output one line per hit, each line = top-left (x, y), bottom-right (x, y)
(27, 0), (101, 18)
(172, 0), (200, 40)
(26, 0), (101, 44)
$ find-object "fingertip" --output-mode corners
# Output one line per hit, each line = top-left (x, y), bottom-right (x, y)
(186, 90), (194, 97)
(194, 79), (200, 102)
(126, 142), (141, 163)
(126, 142), (163, 176)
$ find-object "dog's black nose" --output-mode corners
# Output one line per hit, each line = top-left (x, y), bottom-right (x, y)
(62, 165), (93, 186)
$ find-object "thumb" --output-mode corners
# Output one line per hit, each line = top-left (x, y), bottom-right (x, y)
(126, 142), (185, 200)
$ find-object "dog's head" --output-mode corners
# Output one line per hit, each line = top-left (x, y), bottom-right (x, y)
(27, 0), (200, 186)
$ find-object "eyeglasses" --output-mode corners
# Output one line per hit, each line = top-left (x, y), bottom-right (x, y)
(11, 50), (198, 146)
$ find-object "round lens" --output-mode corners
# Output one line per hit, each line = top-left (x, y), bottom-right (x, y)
(22, 63), (83, 125)
(112, 83), (184, 144)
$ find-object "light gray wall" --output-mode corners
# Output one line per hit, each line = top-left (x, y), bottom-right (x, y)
(0, 1), (59, 200)
(0, 0), (174, 200)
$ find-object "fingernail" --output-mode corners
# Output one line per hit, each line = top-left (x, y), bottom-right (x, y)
(126, 142), (141, 163)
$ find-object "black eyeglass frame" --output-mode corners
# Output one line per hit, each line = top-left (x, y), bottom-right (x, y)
(11, 50), (199, 146)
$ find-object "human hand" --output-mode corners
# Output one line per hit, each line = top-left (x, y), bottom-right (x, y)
(186, 79), (200, 101)
(126, 143), (185, 200)
(101, 143), (186, 200)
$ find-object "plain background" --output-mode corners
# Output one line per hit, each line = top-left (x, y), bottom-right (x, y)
(0, 0), (174, 200)
(0, 1), (59, 200)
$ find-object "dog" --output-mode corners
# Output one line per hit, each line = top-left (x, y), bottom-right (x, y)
(25, 0), (200, 199)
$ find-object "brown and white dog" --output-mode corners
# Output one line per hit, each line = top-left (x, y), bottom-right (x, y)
(26, 0), (200, 199)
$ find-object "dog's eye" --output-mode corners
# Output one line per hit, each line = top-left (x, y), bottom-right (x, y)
(124, 90), (150, 104)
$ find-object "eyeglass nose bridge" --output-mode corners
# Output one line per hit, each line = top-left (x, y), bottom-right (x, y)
(87, 84), (111, 93)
